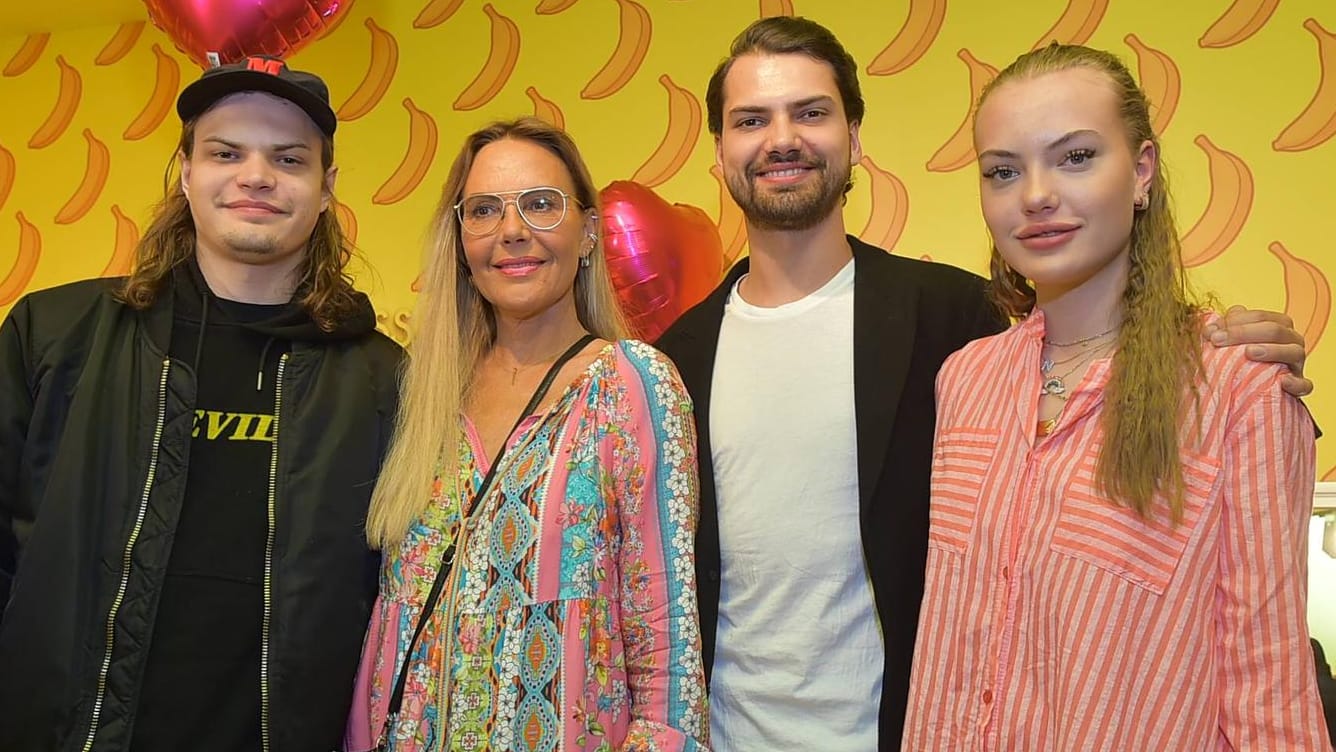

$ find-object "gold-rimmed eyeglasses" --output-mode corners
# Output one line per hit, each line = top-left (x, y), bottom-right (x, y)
(454, 187), (583, 236)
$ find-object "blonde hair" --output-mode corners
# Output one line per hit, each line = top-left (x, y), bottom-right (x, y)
(980, 44), (1205, 521)
(115, 116), (360, 332)
(366, 118), (630, 549)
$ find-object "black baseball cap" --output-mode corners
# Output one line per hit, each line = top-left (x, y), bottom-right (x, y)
(176, 55), (338, 137)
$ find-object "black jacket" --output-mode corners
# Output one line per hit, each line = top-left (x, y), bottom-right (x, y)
(0, 273), (403, 752)
(654, 237), (1006, 750)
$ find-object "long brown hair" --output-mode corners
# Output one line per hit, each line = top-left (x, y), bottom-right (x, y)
(115, 113), (360, 332)
(365, 117), (629, 549)
(980, 44), (1205, 521)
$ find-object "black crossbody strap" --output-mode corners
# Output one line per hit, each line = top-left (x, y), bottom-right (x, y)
(379, 333), (596, 738)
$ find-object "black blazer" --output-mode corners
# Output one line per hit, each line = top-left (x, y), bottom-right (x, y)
(654, 236), (1007, 750)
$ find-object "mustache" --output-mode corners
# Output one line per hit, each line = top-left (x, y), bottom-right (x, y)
(747, 153), (827, 177)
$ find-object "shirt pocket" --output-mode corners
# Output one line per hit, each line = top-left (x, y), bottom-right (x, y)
(1051, 449), (1218, 595)
(929, 427), (1000, 555)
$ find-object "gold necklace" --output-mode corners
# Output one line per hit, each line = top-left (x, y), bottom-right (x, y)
(494, 336), (587, 385)
(1036, 341), (1114, 437)
(1042, 323), (1120, 348)
(1040, 344), (1110, 400)
(1040, 346), (1096, 375)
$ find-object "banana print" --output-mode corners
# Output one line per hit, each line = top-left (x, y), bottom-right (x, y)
(631, 74), (701, 188)
(337, 18), (398, 122)
(453, 4), (520, 111)
(54, 129), (110, 225)
(1199, 0), (1280, 48)
(1269, 241), (1330, 352)
(94, 22), (144, 66)
(414, 0), (464, 29)
(0, 2), (1334, 473)
(0, 213), (40, 306)
(1180, 135), (1254, 268)
(0, 144), (12, 214)
(102, 204), (138, 278)
(527, 87), (566, 130)
(1124, 33), (1181, 136)
(581, 0), (652, 100)
(3, 33), (49, 78)
(925, 49), (998, 173)
(1273, 18), (1336, 152)
(29, 55), (81, 149)
(373, 98), (438, 206)
(866, 0), (946, 76)
(123, 44), (179, 141)
(857, 155), (910, 252)
(1031, 0), (1109, 49)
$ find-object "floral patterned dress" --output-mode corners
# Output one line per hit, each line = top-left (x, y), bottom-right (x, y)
(346, 340), (709, 752)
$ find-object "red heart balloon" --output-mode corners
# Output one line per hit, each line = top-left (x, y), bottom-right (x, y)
(600, 181), (725, 342)
(142, 0), (352, 69)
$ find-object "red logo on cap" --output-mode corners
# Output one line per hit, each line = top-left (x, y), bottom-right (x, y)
(246, 57), (283, 76)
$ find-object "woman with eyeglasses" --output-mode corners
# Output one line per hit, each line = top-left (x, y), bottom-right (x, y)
(345, 118), (709, 752)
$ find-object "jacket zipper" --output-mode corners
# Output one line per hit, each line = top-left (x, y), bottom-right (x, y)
(80, 359), (172, 752)
(260, 352), (287, 752)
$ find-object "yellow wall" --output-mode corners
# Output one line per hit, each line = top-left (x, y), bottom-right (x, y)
(1, 0), (1333, 474)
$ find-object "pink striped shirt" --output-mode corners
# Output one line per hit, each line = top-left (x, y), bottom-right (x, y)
(903, 311), (1330, 751)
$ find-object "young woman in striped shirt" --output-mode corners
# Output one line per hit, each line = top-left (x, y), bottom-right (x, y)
(902, 44), (1331, 750)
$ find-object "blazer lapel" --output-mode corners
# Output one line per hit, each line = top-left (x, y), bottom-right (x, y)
(656, 258), (750, 507)
(851, 239), (920, 513)
(672, 260), (748, 428)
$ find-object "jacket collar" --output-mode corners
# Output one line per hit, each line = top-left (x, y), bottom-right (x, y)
(849, 237), (919, 512)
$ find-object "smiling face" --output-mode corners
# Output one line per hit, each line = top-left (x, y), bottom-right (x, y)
(715, 52), (861, 232)
(459, 137), (596, 326)
(180, 91), (334, 275)
(974, 67), (1155, 304)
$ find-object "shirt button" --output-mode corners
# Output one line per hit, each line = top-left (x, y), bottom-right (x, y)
(982, 689), (994, 704)
(1002, 566), (1009, 580)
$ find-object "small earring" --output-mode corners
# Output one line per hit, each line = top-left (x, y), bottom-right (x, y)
(579, 254), (591, 268)
(1133, 195), (1148, 210)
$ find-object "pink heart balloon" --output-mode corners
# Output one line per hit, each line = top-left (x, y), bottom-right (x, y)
(600, 181), (725, 342)
(143, 0), (353, 69)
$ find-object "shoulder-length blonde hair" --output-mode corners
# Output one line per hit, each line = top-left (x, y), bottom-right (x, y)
(115, 114), (360, 332)
(366, 117), (629, 549)
(980, 44), (1205, 521)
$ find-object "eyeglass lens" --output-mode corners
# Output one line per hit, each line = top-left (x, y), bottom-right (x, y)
(459, 188), (567, 234)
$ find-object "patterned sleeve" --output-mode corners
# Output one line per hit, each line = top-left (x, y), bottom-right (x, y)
(613, 341), (710, 752)
(1215, 365), (1331, 750)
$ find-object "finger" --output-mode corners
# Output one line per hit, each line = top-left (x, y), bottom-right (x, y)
(1244, 342), (1307, 377)
(1216, 321), (1305, 347)
(1278, 373), (1314, 398)
(1220, 306), (1295, 330)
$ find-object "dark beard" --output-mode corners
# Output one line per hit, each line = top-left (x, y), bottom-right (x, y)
(220, 229), (282, 255)
(725, 155), (850, 232)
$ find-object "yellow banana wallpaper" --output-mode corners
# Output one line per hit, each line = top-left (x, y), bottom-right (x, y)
(1, 0), (1333, 481)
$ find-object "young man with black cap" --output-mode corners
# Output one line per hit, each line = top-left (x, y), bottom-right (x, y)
(0, 58), (402, 752)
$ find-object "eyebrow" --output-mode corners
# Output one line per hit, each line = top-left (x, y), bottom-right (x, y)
(727, 95), (836, 118)
(977, 129), (1101, 161)
(200, 137), (311, 151)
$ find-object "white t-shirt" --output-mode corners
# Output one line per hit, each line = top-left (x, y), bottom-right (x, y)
(707, 259), (883, 751)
